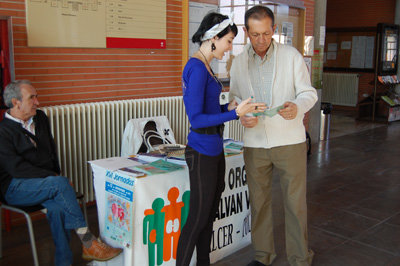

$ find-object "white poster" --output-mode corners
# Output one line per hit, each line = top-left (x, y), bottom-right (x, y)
(319, 26), (326, 46)
(282, 22), (294, 38)
(350, 36), (374, 69)
(350, 36), (366, 68)
(26, 0), (166, 48)
(103, 170), (135, 247)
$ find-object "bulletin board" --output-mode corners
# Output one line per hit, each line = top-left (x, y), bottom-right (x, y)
(323, 28), (376, 71)
(26, 0), (166, 49)
(272, 5), (305, 55)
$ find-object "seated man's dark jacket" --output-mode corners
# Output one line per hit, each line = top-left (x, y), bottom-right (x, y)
(0, 110), (60, 203)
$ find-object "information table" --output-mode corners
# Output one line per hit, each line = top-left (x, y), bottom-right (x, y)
(90, 153), (251, 266)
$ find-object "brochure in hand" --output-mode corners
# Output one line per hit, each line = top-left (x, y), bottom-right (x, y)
(234, 96), (283, 117)
(253, 105), (284, 117)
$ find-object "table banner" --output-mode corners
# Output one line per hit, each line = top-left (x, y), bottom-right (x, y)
(210, 154), (251, 263)
(133, 169), (191, 266)
(90, 153), (251, 266)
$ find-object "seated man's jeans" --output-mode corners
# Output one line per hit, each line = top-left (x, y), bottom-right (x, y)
(5, 176), (87, 266)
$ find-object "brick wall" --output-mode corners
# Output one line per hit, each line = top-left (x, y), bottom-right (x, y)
(325, 0), (396, 105)
(0, 0), (183, 106)
(1, 0), (313, 106)
(303, 0), (314, 36)
(326, 0), (396, 28)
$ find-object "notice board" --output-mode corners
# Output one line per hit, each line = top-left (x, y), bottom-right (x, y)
(323, 28), (376, 70)
(273, 5), (305, 55)
(26, 0), (166, 49)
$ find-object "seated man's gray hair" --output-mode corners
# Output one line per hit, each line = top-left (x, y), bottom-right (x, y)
(3, 80), (32, 108)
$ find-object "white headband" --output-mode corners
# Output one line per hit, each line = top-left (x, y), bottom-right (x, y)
(200, 13), (234, 41)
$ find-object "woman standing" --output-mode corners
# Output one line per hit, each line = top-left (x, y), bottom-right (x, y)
(176, 12), (266, 266)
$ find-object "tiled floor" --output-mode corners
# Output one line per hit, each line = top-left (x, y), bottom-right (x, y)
(1, 112), (400, 266)
(212, 113), (400, 266)
(328, 109), (386, 139)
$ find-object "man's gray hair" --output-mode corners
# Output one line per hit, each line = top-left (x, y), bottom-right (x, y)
(3, 80), (32, 108)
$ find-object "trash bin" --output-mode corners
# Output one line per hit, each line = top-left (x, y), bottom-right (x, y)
(320, 102), (333, 141)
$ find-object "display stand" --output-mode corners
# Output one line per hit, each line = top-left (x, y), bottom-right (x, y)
(375, 76), (400, 122)
(371, 23), (399, 122)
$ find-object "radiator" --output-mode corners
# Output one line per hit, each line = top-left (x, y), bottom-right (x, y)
(41, 96), (243, 202)
(322, 73), (359, 107)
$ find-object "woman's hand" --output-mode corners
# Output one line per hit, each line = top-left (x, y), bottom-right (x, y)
(235, 97), (267, 117)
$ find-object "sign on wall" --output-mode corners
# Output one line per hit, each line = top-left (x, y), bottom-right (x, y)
(103, 170), (135, 247)
(26, 0), (166, 49)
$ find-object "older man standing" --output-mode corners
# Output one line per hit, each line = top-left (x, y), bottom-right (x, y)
(229, 5), (317, 266)
(0, 80), (122, 265)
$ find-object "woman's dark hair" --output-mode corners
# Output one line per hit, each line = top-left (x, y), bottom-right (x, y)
(192, 12), (238, 45)
(245, 5), (275, 30)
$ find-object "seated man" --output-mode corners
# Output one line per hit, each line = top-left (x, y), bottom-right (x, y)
(0, 80), (122, 266)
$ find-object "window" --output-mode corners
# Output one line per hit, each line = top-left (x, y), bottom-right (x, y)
(217, 1), (305, 80)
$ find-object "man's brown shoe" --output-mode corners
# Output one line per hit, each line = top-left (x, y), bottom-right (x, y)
(82, 239), (123, 261)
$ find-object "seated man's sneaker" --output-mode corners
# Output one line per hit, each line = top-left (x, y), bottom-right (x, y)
(82, 239), (122, 261)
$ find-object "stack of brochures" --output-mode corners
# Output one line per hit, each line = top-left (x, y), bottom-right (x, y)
(223, 139), (244, 156)
(118, 159), (184, 177)
(137, 152), (186, 166)
(134, 159), (184, 175)
(378, 75), (399, 84)
(118, 166), (147, 177)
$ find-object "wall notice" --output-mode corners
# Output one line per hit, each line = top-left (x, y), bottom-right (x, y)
(26, 0), (166, 49)
(350, 36), (374, 69)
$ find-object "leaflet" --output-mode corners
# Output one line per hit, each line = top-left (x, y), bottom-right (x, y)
(234, 96), (283, 117)
(118, 166), (147, 177)
(253, 105), (284, 117)
(137, 153), (186, 166)
(148, 159), (184, 172)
